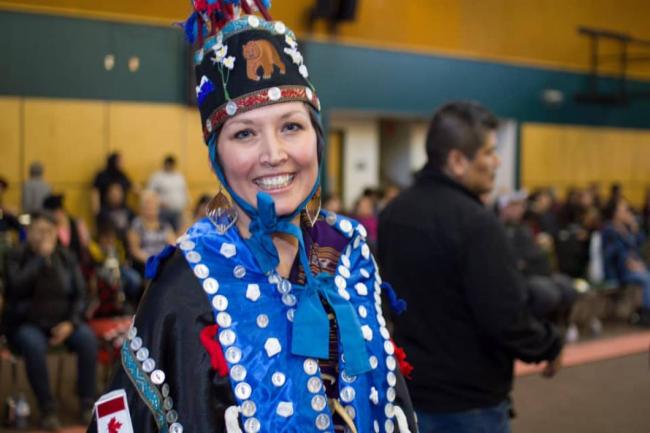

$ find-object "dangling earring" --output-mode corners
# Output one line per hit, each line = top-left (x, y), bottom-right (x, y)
(303, 186), (322, 227)
(207, 185), (238, 234)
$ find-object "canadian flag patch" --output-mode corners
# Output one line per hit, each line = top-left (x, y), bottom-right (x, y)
(95, 390), (134, 433)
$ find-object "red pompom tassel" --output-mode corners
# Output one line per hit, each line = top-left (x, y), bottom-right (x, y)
(200, 324), (229, 377)
(393, 341), (414, 380)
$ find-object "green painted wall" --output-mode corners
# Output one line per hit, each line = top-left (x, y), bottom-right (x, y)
(2, 10), (650, 128)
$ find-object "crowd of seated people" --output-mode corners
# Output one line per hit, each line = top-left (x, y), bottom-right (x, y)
(0, 153), (200, 429)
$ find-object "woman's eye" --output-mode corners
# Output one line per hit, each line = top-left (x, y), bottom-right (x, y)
(233, 129), (254, 140)
(283, 122), (303, 132)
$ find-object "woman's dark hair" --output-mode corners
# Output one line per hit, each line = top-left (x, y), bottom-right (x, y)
(602, 197), (623, 221)
(425, 101), (499, 170)
(29, 210), (57, 226)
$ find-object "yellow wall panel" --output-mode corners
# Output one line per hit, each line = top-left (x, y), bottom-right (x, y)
(0, 97), (22, 209)
(23, 98), (106, 185)
(521, 123), (650, 206)
(107, 102), (185, 186)
(184, 108), (216, 186)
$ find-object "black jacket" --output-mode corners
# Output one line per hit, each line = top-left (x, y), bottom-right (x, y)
(378, 168), (563, 413)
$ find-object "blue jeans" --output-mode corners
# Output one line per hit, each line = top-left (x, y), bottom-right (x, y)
(417, 401), (511, 433)
(626, 271), (650, 308)
(8, 323), (98, 410)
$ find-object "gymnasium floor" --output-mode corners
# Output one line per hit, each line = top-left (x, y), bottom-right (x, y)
(2, 329), (649, 432)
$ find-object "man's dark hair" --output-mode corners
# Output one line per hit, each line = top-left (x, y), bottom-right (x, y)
(164, 155), (177, 167)
(30, 210), (57, 226)
(425, 101), (499, 170)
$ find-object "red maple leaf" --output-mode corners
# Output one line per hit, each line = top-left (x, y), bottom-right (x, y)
(108, 417), (123, 433)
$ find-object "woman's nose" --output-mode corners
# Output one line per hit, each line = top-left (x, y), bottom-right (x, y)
(260, 132), (288, 166)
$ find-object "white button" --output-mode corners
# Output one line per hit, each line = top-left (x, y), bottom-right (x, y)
(338, 287), (350, 301)
(286, 308), (295, 322)
(387, 387), (396, 402)
(220, 243), (236, 258)
(385, 403), (395, 418)
(345, 405), (356, 419)
(230, 364), (247, 382)
(130, 337), (143, 351)
(127, 327), (137, 340)
(341, 254), (351, 269)
(357, 225), (368, 238)
(360, 268), (370, 279)
(162, 383), (170, 397)
(282, 293), (297, 307)
(374, 420), (380, 433)
(150, 369), (166, 385)
(277, 279), (292, 294)
(268, 87), (282, 101)
(226, 101), (238, 116)
(186, 251), (201, 263)
(142, 358), (156, 373)
(256, 314), (269, 328)
(384, 340), (395, 355)
(311, 394), (327, 411)
(377, 314), (386, 327)
(180, 240), (195, 251)
(334, 275), (347, 289)
(217, 312), (232, 328)
(380, 326), (390, 340)
(385, 419), (395, 433)
(235, 382), (252, 400)
(339, 219), (353, 233)
(307, 376), (322, 393)
(136, 347), (149, 362)
(326, 212), (337, 225)
(353, 236), (361, 248)
(264, 338), (282, 357)
(244, 417), (260, 433)
(341, 370), (356, 383)
(338, 266), (350, 278)
(272, 371), (286, 387)
(241, 400), (256, 417)
(219, 329), (236, 346)
(305, 87), (313, 101)
(387, 372), (397, 387)
(194, 264), (209, 279)
(247, 15), (260, 27)
(276, 401), (294, 417)
(303, 358), (318, 375)
(246, 284), (260, 301)
(369, 356), (378, 369)
(358, 305), (368, 318)
(163, 396), (174, 411)
(166, 410), (178, 424)
(169, 422), (183, 433)
(340, 386), (356, 403)
(233, 265), (246, 279)
(274, 22), (286, 34)
(212, 295), (229, 311)
(386, 356), (396, 371)
(361, 325), (373, 341)
(315, 413), (330, 430)
(203, 278), (219, 294)
(361, 243), (370, 260)
(354, 282), (368, 296)
(268, 273), (280, 284)
(225, 346), (242, 364)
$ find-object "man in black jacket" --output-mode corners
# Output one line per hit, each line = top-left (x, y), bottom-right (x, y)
(378, 101), (563, 433)
(3, 211), (97, 429)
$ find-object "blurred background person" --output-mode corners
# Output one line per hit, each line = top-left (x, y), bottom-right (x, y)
(147, 154), (188, 232)
(21, 161), (51, 214)
(91, 152), (134, 217)
(96, 181), (134, 245)
(2, 211), (97, 429)
(42, 193), (90, 269)
(127, 190), (175, 276)
(601, 197), (650, 326)
(352, 193), (378, 251)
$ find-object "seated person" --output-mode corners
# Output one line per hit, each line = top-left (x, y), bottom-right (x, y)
(602, 197), (650, 325)
(87, 221), (142, 318)
(3, 211), (97, 429)
(499, 192), (578, 324)
(127, 190), (175, 276)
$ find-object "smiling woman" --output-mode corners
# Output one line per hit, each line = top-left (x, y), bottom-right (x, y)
(87, 2), (417, 433)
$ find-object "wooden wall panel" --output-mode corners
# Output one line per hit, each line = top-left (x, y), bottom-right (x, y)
(521, 123), (650, 206)
(0, 97), (22, 209)
(107, 102), (185, 186)
(23, 98), (106, 185)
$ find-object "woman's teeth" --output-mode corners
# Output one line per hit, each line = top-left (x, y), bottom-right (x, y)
(255, 174), (295, 190)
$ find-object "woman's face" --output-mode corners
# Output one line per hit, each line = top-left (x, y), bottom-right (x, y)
(217, 102), (319, 217)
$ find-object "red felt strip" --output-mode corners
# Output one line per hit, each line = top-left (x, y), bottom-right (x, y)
(97, 396), (125, 418)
